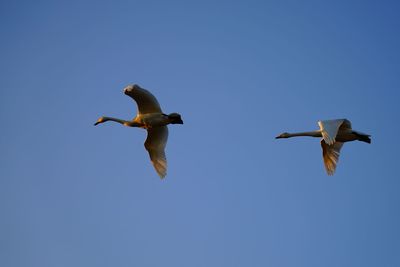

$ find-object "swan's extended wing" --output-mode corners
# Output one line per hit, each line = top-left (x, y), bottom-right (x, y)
(144, 126), (168, 178)
(321, 140), (344, 175)
(318, 119), (351, 145)
(124, 84), (163, 114)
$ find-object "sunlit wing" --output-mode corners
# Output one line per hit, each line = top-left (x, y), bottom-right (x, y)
(318, 119), (351, 145)
(321, 140), (344, 175)
(124, 85), (163, 114)
(144, 126), (168, 178)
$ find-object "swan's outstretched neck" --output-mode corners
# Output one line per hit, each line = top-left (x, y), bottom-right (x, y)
(94, 116), (130, 126)
(288, 131), (322, 137)
(276, 130), (321, 139)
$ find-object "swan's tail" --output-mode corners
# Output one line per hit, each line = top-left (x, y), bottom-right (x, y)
(356, 133), (371, 144)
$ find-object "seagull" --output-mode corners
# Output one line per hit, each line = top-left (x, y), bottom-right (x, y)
(94, 84), (183, 178)
(276, 119), (370, 175)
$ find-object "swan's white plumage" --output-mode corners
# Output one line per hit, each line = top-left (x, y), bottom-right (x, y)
(321, 140), (344, 175)
(124, 85), (162, 114)
(318, 119), (352, 174)
(144, 126), (168, 178)
(96, 84), (183, 178)
(276, 118), (370, 175)
(318, 119), (351, 145)
(125, 85), (168, 178)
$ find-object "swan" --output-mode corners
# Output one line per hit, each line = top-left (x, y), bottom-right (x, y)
(94, 84), (183, 178)
(276, 119), (370, 175)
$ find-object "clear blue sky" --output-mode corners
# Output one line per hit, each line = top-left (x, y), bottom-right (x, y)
(1, 0), (400, 266)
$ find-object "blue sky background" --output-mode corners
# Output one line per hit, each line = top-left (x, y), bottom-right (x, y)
(1, 0), (400, 266)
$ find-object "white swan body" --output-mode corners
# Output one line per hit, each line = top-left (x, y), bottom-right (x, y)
(276, 119), (370, 175)
(94, 84), (183, 178)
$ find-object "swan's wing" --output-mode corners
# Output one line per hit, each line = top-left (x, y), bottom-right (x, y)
(124, 84), (162, 114)
(318, 119), (351, 145)
(321, 140), (344, 175)
(144, 126), (168, 178)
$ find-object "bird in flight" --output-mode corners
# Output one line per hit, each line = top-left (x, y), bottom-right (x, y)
(276, 119), (370, 175)
(94, 84), (183, 178)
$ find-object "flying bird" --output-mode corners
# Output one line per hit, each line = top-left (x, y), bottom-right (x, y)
(276, 119), (370, 175)
(94, 84), (183, 178)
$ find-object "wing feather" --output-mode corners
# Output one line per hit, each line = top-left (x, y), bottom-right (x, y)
(144, 126), (168, 178)
(124, 84), (163, 114)
(318, 119), (350, 145)
(321, 140), (344, 175)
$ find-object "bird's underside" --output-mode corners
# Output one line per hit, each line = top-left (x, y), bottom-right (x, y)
(95, 84), (183, 179)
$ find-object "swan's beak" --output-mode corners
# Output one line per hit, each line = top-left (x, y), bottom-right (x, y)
(276, 133), (289, 139)
(94, 117), (104, 126)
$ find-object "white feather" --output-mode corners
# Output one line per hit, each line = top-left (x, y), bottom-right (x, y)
(318, 119), (346, 145)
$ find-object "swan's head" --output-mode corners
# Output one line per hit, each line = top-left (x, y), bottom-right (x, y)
(94, 117), (106, 126)
(275, 132), (290, 139)
(168, 113), (183, 124)
(123, 84), (141, 95)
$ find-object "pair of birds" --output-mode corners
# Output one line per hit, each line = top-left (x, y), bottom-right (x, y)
(95, 84), (371, 178)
